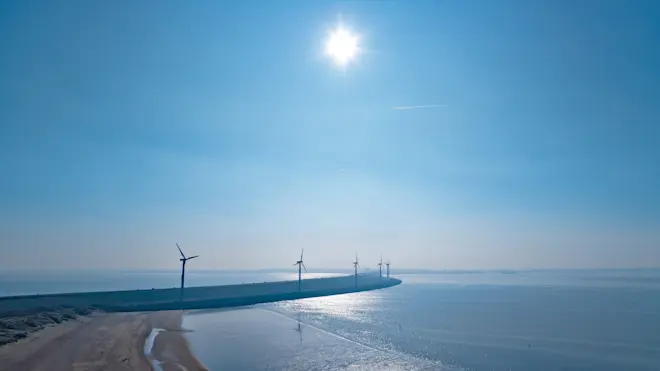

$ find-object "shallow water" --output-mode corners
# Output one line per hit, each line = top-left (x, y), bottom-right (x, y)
(143, 328), (165, 371)
(183, 271), (660, 371)
(3, 269), (660, 370)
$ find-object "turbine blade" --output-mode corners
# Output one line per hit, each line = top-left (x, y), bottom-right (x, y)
(293, 262), (299, 266)
(301, 248), (304, 261)
(302, 263), (307, 273)
(188, 255), (199, 260)
(176, 243), (186, 259)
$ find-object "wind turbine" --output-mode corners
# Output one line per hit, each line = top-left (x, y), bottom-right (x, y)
(377, 255), (383, 279)
(293, 248), (307, 292)
(385, 260), (391, 279)
(353, 252), (360, 288)
(176, 243), (199, 304)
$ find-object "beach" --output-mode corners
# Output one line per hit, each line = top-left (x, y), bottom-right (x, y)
(0, 311), (207, 371)
(1, 271), (659, 370)
(0, 274), (400, 371)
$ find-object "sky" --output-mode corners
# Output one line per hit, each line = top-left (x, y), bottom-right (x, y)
(1, 0), (659, 270)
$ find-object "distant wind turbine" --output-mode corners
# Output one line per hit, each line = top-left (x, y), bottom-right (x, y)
(293, 248), (307, 292)
(377, 255), (383, 279)
(385, 260), (391, 279)
(176, 243), (199, 304)
(353, 252), (360, 288)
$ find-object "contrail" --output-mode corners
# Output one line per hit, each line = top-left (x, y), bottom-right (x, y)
(393, 104), (447, 110)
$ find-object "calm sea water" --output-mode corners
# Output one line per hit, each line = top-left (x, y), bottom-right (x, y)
(183, 270), (660, 371)
(2, 269), (660, 370)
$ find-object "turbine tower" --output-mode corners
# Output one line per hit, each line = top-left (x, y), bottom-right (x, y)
(353, 252), (360, 288)
(385, 260), (391, 279)
(293, 248), (307, 292)
(377, 255), (383, 279)
(176, 243), (199, 304)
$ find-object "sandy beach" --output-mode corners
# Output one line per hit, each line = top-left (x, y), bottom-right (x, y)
(0, 275), (400, 371)
(0, 311), (207, 371)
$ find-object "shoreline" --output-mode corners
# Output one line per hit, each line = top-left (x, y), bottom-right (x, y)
(0, 310), (207, 371)
(147, 311), (208, 371)
(0, 276), (401, 370)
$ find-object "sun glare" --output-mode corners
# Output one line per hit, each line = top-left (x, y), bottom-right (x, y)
(325, 26), (359, 66)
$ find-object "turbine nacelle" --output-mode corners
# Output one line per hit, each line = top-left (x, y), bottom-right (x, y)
(377, 255), (383, 278)
(294, 249), (307, 292)
(176, 243), (199, 305)
(293, 249), (307, 272)
(353, 252), (360, 288)
(177, 243), (199, 262)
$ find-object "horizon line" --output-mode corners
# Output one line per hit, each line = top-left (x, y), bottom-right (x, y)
(2, 267), (659, 273)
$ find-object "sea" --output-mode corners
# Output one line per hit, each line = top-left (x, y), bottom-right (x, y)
(2, 269), (660, 371)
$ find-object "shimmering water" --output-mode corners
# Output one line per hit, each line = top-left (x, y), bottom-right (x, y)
(3, 269), (660, 370)
(183, 271), (660, 371)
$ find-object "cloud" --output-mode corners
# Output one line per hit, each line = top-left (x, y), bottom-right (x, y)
(393, 104), (447, 110)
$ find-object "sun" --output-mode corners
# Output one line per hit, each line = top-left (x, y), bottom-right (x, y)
(325, 26), (359, 66)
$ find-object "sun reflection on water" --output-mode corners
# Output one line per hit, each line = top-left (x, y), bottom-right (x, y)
(273, 291), (383, 324)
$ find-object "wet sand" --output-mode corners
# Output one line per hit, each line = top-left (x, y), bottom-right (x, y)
(0, 277), (402, 370)
(0, 311), (207, 371)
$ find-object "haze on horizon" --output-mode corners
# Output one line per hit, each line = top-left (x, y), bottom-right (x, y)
(1, 1), (659, 271)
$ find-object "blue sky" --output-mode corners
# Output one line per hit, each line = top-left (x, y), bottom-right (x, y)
(1, 1), (659, 270)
